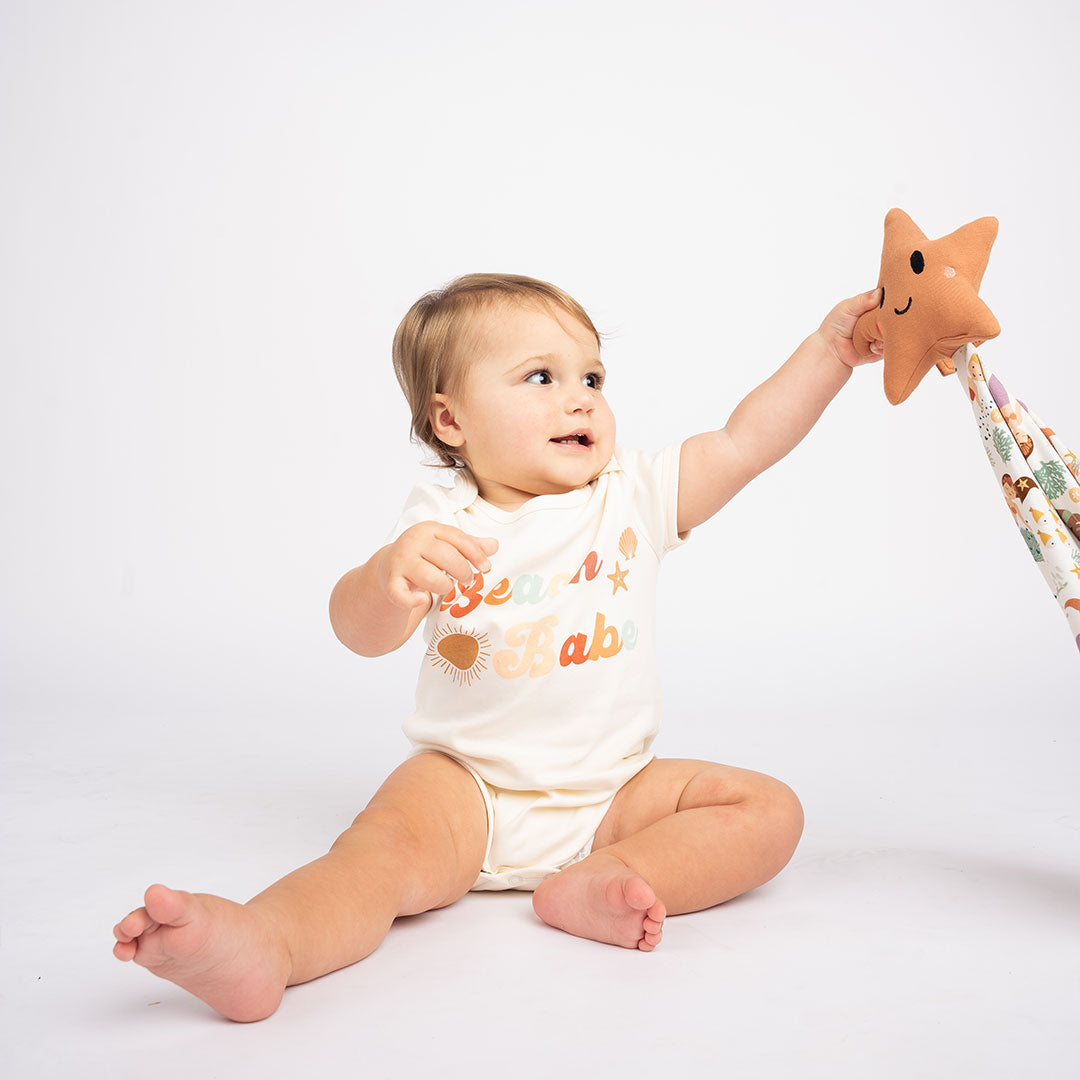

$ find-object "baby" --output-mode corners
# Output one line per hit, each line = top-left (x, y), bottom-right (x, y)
(112, 273), (884, 1022)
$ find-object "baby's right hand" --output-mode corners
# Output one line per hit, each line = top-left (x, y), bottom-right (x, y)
(379, 523), (499, 610)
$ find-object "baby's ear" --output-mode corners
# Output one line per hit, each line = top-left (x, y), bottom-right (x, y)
(428, 394), (464, 447)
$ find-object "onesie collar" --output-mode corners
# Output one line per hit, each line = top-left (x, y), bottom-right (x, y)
(451, 448), (622, 524)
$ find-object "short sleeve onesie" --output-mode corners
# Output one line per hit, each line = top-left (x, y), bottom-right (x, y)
(387, 443), (687, 806)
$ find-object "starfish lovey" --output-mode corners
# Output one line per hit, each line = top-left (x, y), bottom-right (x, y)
(854, 208), (1000, 405)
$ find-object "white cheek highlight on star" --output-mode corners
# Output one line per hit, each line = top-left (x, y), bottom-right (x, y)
(943, 266), (956, 278)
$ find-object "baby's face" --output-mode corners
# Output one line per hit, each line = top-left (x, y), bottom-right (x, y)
(433, 301), (616, 510)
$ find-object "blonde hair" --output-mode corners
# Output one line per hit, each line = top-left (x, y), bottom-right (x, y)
(392, 273), (602, 468)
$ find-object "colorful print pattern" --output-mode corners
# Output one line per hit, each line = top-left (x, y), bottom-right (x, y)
(960, 344), (1080, 653)
(431, 526), (641, 685)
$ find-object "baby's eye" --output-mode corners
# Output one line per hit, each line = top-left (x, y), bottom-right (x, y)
(583, 372), (604, 390)
(524, 370), (552, 385)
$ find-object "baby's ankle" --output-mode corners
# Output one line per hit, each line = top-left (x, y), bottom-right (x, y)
(242, 899), (298, 985)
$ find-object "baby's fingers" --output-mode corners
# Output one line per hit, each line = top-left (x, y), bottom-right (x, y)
(390, 551), (473, 607)
(861, 286), (882, 311)
(437, 527), (498, 574)
(426, 538), (485, 587)
(836, 288), (881, 328)
(385, 574), (436, 611)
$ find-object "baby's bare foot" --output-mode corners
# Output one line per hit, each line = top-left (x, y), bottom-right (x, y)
(112, 884), (290, 1022)
(531, 852), (666, 951)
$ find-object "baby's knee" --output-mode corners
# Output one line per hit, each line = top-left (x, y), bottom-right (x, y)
(334, 804), (418, 855)
(758, 777), (804, 861)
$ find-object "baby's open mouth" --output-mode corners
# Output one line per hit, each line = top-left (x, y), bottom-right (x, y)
(551, 432), (592, 447)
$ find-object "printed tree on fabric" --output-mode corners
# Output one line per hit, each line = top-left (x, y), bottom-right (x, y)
(1034, 460), (1070, 502)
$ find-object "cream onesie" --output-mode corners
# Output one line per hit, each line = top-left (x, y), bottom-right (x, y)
(387, 443), (687, 890)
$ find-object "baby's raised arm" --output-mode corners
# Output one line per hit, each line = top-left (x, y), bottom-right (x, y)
(676, 289), (883, 535)
(329, 525), (498, 657)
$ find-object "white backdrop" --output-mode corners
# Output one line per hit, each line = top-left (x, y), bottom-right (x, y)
(3, 1), (1079, 1075)
(4, 0), (1077, 744)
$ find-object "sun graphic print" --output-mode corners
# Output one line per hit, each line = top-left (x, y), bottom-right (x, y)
(426, 624), (491, 687)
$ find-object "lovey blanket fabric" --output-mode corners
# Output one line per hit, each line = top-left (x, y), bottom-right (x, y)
(959, 344), (1080, 652)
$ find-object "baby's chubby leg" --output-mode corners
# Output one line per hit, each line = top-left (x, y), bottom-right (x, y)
(112, 752), (487, 1021)
(532, 759), (804, 951)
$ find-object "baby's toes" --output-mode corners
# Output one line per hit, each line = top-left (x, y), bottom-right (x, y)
(113, 937), (139, 961)
(640, 901), (665, 951)
(114, 907), (155, 945)
(621, 875), (657, 913)
(639, 927), (662, 951)
(113, 909), (155, 962)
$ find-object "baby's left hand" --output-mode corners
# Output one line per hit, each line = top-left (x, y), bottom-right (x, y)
(818, 288), (884, 369)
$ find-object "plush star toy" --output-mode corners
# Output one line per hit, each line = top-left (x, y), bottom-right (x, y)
(854, 208), (1001, 404)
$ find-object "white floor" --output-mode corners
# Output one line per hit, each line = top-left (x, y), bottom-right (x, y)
(4, 654), (1078, 1080)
